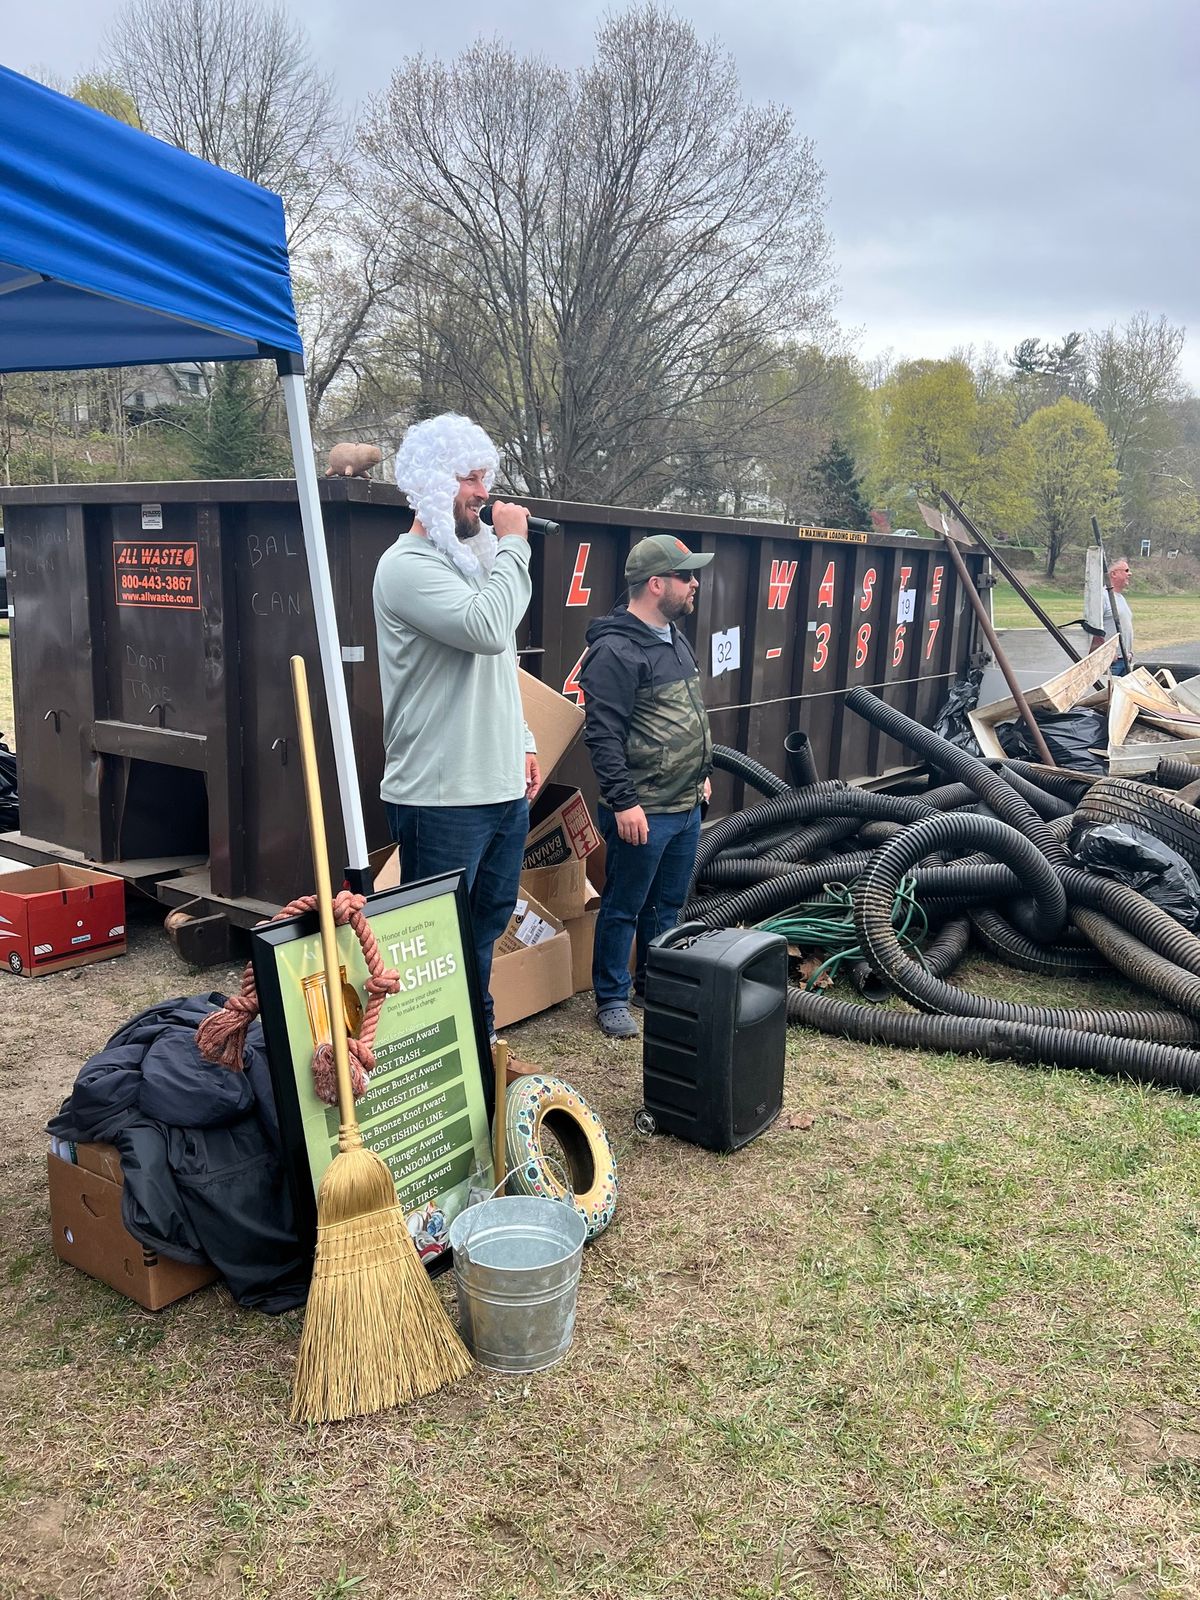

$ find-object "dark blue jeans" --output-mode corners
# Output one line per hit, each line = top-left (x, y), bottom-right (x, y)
(592, 803), (701, 1009)
(385, 798), (529, 1036)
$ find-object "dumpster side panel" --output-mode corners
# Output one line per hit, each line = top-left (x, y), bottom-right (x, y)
(8, 504), (90, 850)
(1, 483), (983, 914)
(231, 503), (348, 904)
(693, 531), (755, 812)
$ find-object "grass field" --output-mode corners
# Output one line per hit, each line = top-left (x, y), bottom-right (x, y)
(3, 906), (1200, 1599)
(991, 583), (1200, 655)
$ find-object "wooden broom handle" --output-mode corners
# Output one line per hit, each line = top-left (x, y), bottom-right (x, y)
(492, 1039), (508, 1190)
(290, 655), (358, 1131)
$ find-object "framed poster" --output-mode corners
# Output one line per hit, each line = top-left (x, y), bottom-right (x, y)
(252, 873), (495, 1274)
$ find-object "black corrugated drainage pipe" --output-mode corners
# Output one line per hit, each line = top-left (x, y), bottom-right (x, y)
(851, 811), (1199, 1040)
(710, 744), (792, 798)
(783, 730), (820, 787)
(967, 906), (1112, 976)
(1155, 756), (1200, 791)
(999, 760), (1095, 805)
(684, 851), (876, 927)
(851, 914), (971, 1004)
(986, 761), (1074, 820)
(845, 687), (1067, 865)
(690, 785), (937, 889)
(784, 988), (1200, 1092)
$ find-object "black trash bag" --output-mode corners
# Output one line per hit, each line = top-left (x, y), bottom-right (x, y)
(995, 708), (1108, 774)
(0, 732), (15, 832)
(1069, 820), (1200, 931)
(932, 668), (984, 754)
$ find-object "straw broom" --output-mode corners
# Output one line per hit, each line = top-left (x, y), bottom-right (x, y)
(288, 654), (472, 1424)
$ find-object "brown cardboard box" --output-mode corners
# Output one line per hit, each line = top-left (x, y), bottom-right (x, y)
(563, 910), (599, 994)
(560, 877), (602, 994)
(490, 932), (574, 1030)
(521, 856), (591, 921)
(494, 889), (562, 957)
(74, 1140), (124, 1186)
(519, 668), (585, 778)
(491, 888), (573, 1028)
(48, 1151), (218, 1311)
(369, 842), (399, 890)
(523, 784), (601, 871)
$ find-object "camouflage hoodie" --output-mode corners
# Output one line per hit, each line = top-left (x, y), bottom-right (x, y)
(579, 607), (712, 814)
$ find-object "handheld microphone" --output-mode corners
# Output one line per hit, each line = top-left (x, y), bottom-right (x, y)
(480, 504), (561, 536)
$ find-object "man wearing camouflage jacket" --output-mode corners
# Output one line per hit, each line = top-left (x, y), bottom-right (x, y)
(579, 535), (715, 1038)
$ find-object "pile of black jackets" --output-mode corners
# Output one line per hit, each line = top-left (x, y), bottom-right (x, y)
(48, 993), (308, 1313)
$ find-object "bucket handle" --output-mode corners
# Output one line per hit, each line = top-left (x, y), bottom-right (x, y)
(455, 1165), (535, 1265)
(455, 1155), (575, 1265)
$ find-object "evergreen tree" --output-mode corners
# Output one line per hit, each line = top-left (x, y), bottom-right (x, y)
(808, 437), (871, 529)
(188, 364), (289, 479)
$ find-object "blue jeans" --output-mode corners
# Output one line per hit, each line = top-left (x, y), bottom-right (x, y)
(592, 803), (702, 1009)
(385, 798), (529, 1036)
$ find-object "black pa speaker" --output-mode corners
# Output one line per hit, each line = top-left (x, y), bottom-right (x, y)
(637, 924), (787, 1153)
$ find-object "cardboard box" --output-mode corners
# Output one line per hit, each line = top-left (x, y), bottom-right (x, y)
(563, 909), (599, 995)
(519, 668), (585, 779)
(369, 842), (399, 891)
(74, 1140), (124, 1186)
(521, 856), (592, 921)
(523, 784), (600, 871)
(495, 889), (563, 956)
(0, 864), (126, 978)
(491, 891), (573, 1029)
(490, 932), (574, 1030)
(47, 1151), (218, 1311)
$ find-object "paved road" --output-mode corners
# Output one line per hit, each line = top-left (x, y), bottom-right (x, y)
(980, 627), (1200, 706)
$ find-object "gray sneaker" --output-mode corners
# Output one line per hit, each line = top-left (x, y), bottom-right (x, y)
(597, 1005), (639, 1039)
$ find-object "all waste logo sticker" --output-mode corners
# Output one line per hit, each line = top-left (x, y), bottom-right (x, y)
(113, 540), (201, 610)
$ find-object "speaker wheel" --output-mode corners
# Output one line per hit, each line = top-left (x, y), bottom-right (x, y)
(633, 1107), (657, 1137)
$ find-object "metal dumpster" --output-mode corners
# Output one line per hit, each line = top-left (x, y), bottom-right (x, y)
(0, 480), (981, 925)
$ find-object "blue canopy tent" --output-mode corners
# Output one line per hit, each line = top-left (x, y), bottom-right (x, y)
(0, 63), (369, 879)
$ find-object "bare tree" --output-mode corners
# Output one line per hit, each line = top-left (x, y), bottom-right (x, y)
(1087, 313), (1188, 476)
(358, 5), (835, 503)
(104, 0), (345, 245)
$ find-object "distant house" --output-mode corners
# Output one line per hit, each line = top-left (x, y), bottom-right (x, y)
(123, 362), (208, 418)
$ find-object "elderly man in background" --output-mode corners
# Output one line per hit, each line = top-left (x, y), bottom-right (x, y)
(1101, 555), (1135, 672)
(373, 413), (540, 1041)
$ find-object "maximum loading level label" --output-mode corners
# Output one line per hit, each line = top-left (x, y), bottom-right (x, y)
(795, 525), (868, 543)
(113, 540), (200, 609)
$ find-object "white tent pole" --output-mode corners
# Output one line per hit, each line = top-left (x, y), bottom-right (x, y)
(278, 367), (370, 881)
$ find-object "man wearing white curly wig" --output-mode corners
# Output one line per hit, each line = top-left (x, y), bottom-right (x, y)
(374, 412), (540, 1041)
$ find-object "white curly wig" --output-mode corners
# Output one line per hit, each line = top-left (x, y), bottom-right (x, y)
(393, 412), (500, 577)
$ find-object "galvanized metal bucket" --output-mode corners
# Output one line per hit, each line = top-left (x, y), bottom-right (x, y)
(449, 1195), (587, 1374)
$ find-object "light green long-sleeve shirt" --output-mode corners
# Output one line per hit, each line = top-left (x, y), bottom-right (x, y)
(373, 533), (535, 806)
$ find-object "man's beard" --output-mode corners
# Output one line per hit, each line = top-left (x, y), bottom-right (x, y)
(660, 593), (693, 622)
(455, 507), (481, 541)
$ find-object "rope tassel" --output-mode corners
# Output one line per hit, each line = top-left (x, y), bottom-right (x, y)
(196, 890), (402, 1105)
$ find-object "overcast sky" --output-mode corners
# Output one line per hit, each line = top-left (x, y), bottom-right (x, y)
(7, 0), (1199, 383)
